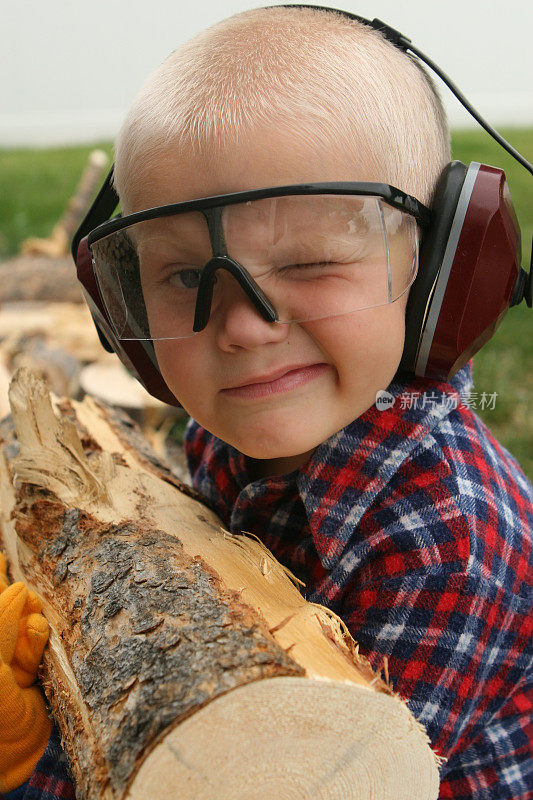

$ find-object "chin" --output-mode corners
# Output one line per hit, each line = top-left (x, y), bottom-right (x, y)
(233, 426), (323, 461)
(233, 439), (299, 460)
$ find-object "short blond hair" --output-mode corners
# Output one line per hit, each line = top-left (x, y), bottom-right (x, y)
(114, 6), (450, 208)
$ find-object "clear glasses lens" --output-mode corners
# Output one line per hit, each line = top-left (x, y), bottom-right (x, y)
(90, 195), (418, 341)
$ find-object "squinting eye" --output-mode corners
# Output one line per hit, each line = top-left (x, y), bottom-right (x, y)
(280, 261), (338, 272)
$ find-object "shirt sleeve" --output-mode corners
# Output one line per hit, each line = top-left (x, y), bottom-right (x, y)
(14, 724), (75, 800)
(341, 567), (532, 799)
(2, 781), (29, 800)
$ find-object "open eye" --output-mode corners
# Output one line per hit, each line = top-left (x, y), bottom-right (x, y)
(164, 264), (220, 290)
(167, 267), (203, 289)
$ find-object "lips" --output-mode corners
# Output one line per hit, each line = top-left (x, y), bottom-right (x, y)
(227, 363), (324, 389)
(220, 363), (331, 401)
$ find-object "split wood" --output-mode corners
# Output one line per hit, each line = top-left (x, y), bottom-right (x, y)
(0, 368), (441, 800)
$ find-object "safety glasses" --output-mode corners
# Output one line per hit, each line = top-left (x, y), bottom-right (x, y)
(84, 180), (430, 341)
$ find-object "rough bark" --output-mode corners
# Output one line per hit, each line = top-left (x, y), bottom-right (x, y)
(0, 368), (441, 800)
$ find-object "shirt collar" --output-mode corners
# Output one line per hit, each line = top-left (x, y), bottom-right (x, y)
(185, 361), (474, 571)
(296, 361), (473, 569)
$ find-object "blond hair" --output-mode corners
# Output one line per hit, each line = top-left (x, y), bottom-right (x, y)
(114, 6), (450, 208)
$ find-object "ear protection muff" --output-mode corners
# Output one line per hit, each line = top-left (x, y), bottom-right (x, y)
(399, 160), (525, 380)
(72, 4), (532, 405)
(75, 230), (179, 405)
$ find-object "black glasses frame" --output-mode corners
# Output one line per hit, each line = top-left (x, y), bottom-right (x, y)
(81, 172), (431, 250)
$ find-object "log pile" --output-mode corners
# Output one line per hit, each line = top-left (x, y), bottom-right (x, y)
(0, 303), (188, 483)
(0, 302), (103, 397)
(0, 256), (84, 304)
(0, 369), (441, 800)
(0, 149), (187, 478)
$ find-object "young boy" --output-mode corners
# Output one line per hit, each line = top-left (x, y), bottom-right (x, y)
(2, 6), (532, 799)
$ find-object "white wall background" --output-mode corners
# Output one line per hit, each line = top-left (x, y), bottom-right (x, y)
(2, 0), (532, 146)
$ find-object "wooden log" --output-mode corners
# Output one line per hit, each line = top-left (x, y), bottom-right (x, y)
(0, 368), (441, 800)
(0, 353), (10, 419)
(0, 303), (101, 363)
(0, 303), (188, 483)
(21, 150), (109, 258)
(0, 257), (83, 304)
(0, 301), (103, 403)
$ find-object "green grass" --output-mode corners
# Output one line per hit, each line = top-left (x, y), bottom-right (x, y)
(0, 143), (114, 259)
(0, 130), (532, 479)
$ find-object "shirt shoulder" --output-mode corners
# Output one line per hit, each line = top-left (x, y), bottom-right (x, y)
(349, 400), (533, 604)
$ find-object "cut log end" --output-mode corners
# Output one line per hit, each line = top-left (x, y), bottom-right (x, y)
(128, 677), (440, 800)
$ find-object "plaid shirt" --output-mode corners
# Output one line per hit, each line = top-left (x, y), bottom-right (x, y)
(9, 361), (532, 800)
(184, 360), (533, 800)
(1, 726), (74, 800)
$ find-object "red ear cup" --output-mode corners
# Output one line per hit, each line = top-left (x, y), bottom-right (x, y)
(398, 161), (468, 379)
(75, 237), (181, 406)
(399, 161), (522, 381)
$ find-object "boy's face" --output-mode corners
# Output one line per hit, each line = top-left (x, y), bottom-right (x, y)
(126, 125), (411, 478)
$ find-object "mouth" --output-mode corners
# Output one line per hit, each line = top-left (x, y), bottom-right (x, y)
(227, 363), (327, 388)
(220, 363), (330, 400)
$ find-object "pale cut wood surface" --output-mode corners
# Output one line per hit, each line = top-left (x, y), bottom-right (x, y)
(129, 677), (438, 800)
(0, 368), (441, 800)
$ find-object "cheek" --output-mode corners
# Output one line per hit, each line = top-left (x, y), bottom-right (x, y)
(345, 306), (407, 414)
(365, 302), (407, 359)
(154, 339), (208, 412)
(309, 300), (407, 389)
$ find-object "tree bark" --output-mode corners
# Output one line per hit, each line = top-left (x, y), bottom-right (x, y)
(0, 368), (441, 800)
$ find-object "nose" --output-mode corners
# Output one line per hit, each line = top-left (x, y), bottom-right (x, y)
(194, 256), (289, 349)
(193, 256), (278, 331)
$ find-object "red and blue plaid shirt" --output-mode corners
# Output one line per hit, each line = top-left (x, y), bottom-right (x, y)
(8, 360), (532, 800)
(184, 359), (533, 800)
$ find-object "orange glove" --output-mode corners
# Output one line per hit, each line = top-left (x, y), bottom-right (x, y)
(0, 553), (52, 793)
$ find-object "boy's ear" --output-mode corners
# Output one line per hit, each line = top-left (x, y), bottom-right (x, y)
(398, 161), (523, 382)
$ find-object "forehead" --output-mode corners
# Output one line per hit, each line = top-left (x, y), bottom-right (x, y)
(123, 121), (382, 214)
